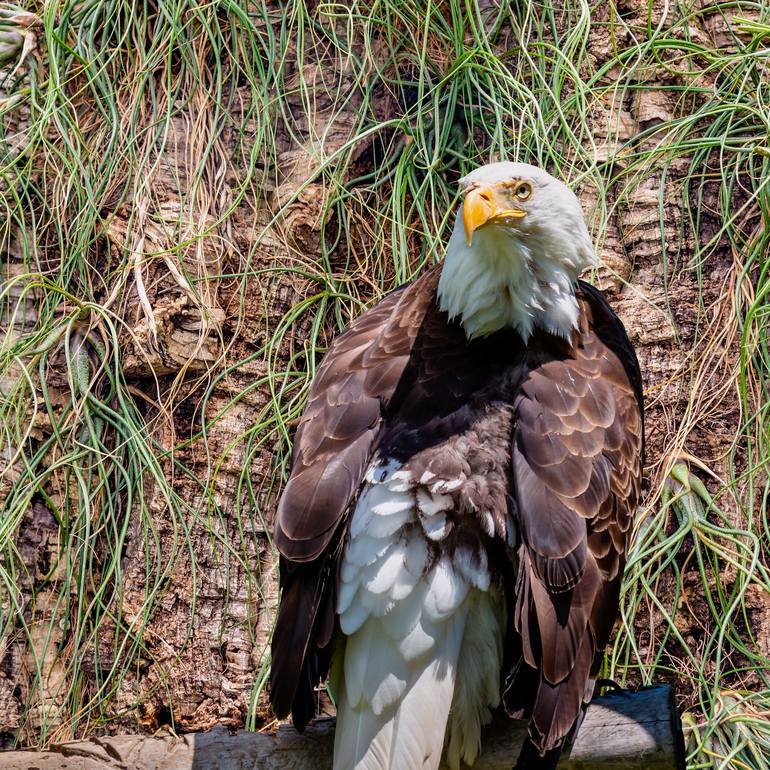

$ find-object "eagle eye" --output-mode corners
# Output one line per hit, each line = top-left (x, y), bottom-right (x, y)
(515, 181), (532, 201)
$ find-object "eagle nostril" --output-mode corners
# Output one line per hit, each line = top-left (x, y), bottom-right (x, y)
(479, 192), (491, 202)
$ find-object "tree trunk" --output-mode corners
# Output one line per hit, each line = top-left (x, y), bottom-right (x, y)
(0, 0), (765, 757)
(0, 687), (685, 770)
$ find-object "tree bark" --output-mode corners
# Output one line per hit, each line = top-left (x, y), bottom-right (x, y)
(0, 687), (685, 770)
(0, 0), (764, 750)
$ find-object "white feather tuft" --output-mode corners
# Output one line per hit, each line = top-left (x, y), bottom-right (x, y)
(431, 477), (464, 493)
(403, 531), (428, 577)
(340, 604), (369, 636)
(444, 590), (506, 769)
(363, 544), (408, 595)
(419, 469), (436, 484)
(424, 557), (468, 622)
(371, 496), (413, 517)
(346, 532), (390, 567)
(416, 487), (453, 517)
(338, 575), (359, 615)
(420, 510), (451, 541)
(480, 510), (495, 537)
(389, 560), (421, 601)
(340, 559), (360, 585)
(336, 458), (508, 769)
(454, 544), (490, 591)
(382, 580), (427, 641)
(395, 616), (437, 661)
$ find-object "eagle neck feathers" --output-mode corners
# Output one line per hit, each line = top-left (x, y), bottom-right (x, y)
(437, 214), (591, 342)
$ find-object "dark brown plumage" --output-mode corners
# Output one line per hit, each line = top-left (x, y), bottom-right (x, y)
(270, 261), (643, 765)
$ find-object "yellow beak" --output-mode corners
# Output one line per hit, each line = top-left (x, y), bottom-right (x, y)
(463, 185), (526, 246)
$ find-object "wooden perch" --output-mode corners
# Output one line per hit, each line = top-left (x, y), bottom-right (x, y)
(0, 686), (685, 770)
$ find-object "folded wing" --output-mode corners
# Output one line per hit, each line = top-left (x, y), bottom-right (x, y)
(508, 291), (643, 752)
(271, 273), (444, 728)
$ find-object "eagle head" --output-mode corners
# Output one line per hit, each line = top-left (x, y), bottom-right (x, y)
(437, 162), (596, 342)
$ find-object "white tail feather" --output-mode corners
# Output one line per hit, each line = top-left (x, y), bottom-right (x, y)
(333, 608), (468, 770)
(334, 461), (507, 770)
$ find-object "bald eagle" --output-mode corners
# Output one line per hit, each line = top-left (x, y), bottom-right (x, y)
(269, 162), (644, 770)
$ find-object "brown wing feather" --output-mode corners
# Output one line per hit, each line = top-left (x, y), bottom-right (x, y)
(270, 267), (443, 727)
(269, 557), (332, 725)
(509, 291), (643, 753)
(274, 287), (405, 563)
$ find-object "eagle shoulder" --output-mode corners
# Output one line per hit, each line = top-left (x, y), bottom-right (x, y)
(274, 270), (440, 563)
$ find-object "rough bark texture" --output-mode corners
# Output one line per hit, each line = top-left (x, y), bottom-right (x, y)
(1, 0), (766, 753)
(0, 687), (685, 770)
